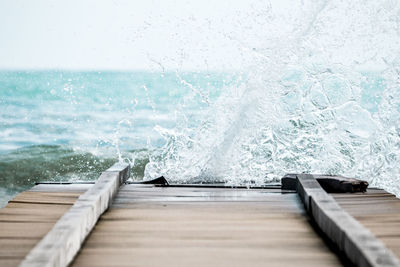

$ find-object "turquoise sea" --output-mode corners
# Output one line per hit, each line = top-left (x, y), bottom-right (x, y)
(0, 70), (399, 207)
(0, 71), (235, 206)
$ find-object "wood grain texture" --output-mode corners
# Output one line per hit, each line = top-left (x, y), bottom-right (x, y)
(296, 174), (400, 267)
(3, 173), (399, 267)
(19, 162), (130, 267)
(0, 186), (87, 267)
(332, 189), (400, 260)
(71, 185), (343, 267)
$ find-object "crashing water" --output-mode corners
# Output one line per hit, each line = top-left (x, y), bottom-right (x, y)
(0, 71), (232, 207)
(145, 0), (400, 194)
(1, 0), (400, 208)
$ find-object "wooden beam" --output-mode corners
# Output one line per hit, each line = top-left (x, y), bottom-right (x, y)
(19, 162), (130, 267)
(296, 174), (400, 267)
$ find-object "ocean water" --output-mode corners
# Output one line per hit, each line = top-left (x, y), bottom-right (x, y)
(0, 71), (235, 206)
(0, 68), (399, 209)
(1, 0), (400, 207)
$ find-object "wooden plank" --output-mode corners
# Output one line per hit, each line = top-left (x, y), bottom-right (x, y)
(19, 162), (130, 267)
(0, 188), (85, 267)
(332, 191), (400, 259)
(71, 185), (344, 267)
(5, 170), (398, 267)
(296, 174), (400, 267)
(28, 184), (93, 193)
(112, 185), (298, 204)
(9, 192), (81, 205)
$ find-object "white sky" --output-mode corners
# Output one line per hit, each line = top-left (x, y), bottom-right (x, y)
(0, 0), (286, 71)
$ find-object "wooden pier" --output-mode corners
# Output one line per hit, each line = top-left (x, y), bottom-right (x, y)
(0, 163), (399, 267)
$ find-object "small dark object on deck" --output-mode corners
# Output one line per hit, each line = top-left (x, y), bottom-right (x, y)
(314, 175), (369, 193)
(136, 176), (169, 186)
(281, 174), (298, 190)
(282, 174), (368, 193)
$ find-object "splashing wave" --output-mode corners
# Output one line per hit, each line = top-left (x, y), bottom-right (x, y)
(145, 0), (400, 197)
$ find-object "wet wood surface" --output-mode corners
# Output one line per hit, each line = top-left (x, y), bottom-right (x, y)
(332, 189), (400, 259)
(71, 185), (343, 267)
(0, 185), (90, 267)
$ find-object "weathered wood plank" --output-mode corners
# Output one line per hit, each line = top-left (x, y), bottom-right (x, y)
(71, 185), (344, 267)
(9, 192), (81, 205)
(29, 184), (93, 193)
(113, 185), (297, 204)
(332, 191), (400, 260)
(3, 170), (398, 267)
(296, 174), (400, 267)
(19, 162), (130, 267)
(0, 189), (85, 267)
